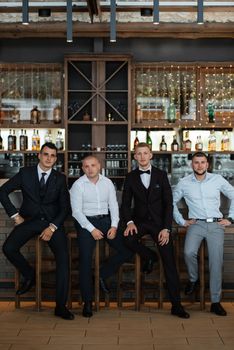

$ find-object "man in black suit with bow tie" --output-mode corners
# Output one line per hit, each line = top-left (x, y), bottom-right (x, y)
(0, 142), (74, 320)
(121, 142), (189, 318)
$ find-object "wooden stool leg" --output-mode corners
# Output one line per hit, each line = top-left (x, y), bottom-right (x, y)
(117, 266), (123, 307)
(15, 269), (20, 309)
(67, 235), (72, 309)
(35, 236), (42, 312)
(158, 258), (164, 309)
(135, 254), (141, 311)
(94, 240), (100, 311)
(104, 242), (110, 308)
(199, 240), (205, 310)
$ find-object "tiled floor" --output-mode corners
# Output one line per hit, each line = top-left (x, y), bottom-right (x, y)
(0, 301), (234, 350)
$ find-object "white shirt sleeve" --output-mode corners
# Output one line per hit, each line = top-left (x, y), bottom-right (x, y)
(107, 180), (119, 228)
(173, 181), (186, 226)
(70, 181), (95, 233)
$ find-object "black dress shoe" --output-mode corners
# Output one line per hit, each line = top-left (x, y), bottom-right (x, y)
(99, 277), (110, 294)
(54, 305), (74, 320)
(171, 304), (190, 319)
(184, 280), (199, 295)
(82, 301), (93, 318)
(210, 302), (227, 316)
(142, 258), (157, 274)
(16, 277), (35, 295)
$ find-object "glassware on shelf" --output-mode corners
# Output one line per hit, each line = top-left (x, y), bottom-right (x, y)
(195, 135), (203, 151)
(167, 101), (176, 123)
(53, 105), (62, 124)
(11, 107), (20, 123)
(30, 106), (41, 124)
(160, 135), (167, 151)
(136, 104), (143, 123)
(183, 131), (192, 151)
(171, 135), (179, 151)
(146, 131), (152, 149)
(207, 103), (215, 123)
(82, 111), (90, 121)
(221, 130), (230, 151)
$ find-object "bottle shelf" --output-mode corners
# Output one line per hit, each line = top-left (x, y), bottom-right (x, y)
(0, 121), (63, 129)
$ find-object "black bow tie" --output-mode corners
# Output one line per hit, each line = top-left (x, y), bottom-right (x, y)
(139, 169), (151, 175)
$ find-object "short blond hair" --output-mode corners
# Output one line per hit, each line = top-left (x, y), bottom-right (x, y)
(134, 142), (152, 152)
(82, 155), (100, 166)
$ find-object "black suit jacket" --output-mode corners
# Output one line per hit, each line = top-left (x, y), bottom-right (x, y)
(0, 166), (70, 228)
(121, 166), (173, 230)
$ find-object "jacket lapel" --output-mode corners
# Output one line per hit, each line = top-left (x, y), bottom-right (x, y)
(134, 169), (148, 202)
(148, 166), (158, 199)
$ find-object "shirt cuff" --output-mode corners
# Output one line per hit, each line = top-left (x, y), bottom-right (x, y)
(127, 220), (134, 225)
(85, 222), (95, 233)
(11, 213), (19, 219)
(49, 223), (57, 230)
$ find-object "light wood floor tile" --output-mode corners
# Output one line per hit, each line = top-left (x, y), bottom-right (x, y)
(0, 336), (50, 344)
(49, 336), (118, 345)
(18, 329), (86, 337)
(153, 338), (188, 345)
(187, 337), (223, 345)
(10, 345), (82, 350)
(83, 345), (154, 350)
(0, 345), (11, 350)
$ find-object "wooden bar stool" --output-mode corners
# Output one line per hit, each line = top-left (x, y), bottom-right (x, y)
(15, 235), (42, 311)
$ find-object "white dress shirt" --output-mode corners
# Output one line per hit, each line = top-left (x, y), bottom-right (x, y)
(139, 165), (152, 189)
(70, 174), (119, 233)
(173, 172), (234, 226)
(37, 164), (52, 183)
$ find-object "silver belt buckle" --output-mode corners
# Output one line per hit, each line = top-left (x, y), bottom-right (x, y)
(206, 218), (213, 223)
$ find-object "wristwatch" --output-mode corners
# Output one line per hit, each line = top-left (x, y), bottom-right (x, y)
(165, 229), (171, 233)
(227, 217), (233, 224)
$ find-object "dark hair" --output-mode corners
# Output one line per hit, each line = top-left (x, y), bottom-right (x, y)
(40, 142), (58, 155)
(192, 152), (208, 161)
(134, 142), (152, 152)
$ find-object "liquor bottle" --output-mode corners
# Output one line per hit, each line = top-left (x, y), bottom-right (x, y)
(183, 131), (192, 151)
(221, 129), (230, 151)
(44, 129), (52, 143)
(0, 130), (3, 150)
(133, 131), (139, 149)
(167, 100), (176, 123)
(146, 131), (152, 149)
(53, 105), (61, 124)
(12, 130), (17, 150)
(159, 135), (167, 151)
(32, 129), (37, 151)
(207, 103), (215, 123)
(11, 107), (20, 123)
(195, 135), (203, 151)
(24, 130), (28, 150)
(19, 129), (27, 151)
(8, 129), (14, 151)
(30, 106), (41, 124)
(55, 131), (64, 150)
(208, 130), (216, 151)
(171, 135), (179, 151)
(36, 130), (40, 151)
(136, 104), (143, 123)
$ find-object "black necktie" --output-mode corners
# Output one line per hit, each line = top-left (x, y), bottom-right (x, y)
(139, 169), (151, 175)
(39, 172), (47, 197)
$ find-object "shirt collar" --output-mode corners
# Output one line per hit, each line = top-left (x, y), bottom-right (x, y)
(37, 164), (52, 178)
(83, 173), (104, 183)
(191, 171), (211, 182)
(139, 165), (152, 172)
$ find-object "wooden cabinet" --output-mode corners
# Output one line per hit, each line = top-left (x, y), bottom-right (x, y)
(64, 54), (132, 189)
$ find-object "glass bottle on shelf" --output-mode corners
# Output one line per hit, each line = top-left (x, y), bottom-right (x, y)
(195, 135), (203, 151)
(32, 129), (37, 151)
(146, 131), (152, 149)
(0, 130), (3, 150)
(20, 129), (27, 151)
(53, 105), (62, 124)
(133, 131), (139, 149)
(207, 103), (215, 123)
(11, 107), (20, 124)
(221, 130), (230, 151)
(8, 129), (14, 151)
(160, 135), (167, 151)
(208, 130), (216, 151)
(36, 130), (40, 151)
(167, 100), (176, 123)
(183, 131), (192, 151)
(44, 130), (52, 143)
(30, 106), (41, 124)
(12, 130), (17, 150)
(136, 104), (143, 123)
(24, 130), (28, 150)
(55, 131), (64, 150)
(171, 135), (179, 151)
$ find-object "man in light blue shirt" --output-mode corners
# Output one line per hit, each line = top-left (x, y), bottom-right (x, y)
(173, 152), (234, 316)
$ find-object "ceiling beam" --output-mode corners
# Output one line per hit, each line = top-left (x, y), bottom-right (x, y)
(0, 22), (233, 39)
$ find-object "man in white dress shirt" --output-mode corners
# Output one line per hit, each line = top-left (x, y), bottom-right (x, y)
(173, 152), (234, 316)
(70, 155), (132, 317)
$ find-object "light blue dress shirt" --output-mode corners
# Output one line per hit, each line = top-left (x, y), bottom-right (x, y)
(173, 172), (234, 226)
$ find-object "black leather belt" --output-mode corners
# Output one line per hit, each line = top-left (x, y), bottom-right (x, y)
(196, 218), (221, 223)
(86, 214), (109, 219)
